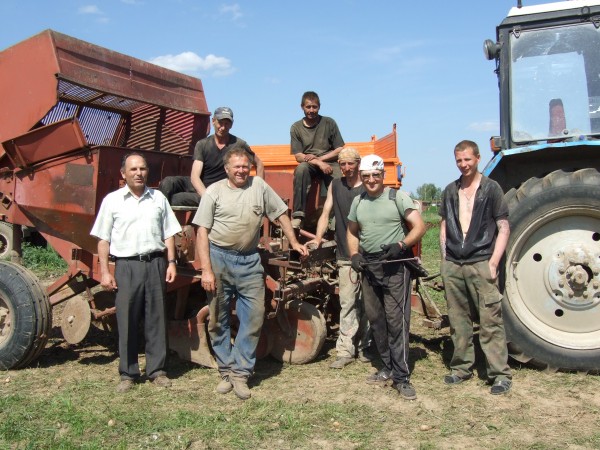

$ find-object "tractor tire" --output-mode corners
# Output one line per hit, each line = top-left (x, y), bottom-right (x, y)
(0, 261), (52, 369)
(0, 222), (13, 260)
(269, 299), (327, 364)
(503, 169), (600, 371)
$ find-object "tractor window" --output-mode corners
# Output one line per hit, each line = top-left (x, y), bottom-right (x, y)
(510, 23), (600, 143)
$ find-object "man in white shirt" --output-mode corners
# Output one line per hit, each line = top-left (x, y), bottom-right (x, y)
(91, 153), (181, 393)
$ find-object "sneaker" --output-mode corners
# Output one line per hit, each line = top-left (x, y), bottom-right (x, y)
(443, 373), (473, 385)
(116, 379), (134, 393)
(231, 378), (251, 400)
(365, 368), (392, 385)
(291, 218), (303, 229)
(151, 375), (172, 388)
(395, 381), (417, 400)
(490, 379), (512, 395)
(329, 357), (354, 369)
(216, 376), (233, 394)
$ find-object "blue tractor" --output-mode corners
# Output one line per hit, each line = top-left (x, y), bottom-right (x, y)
(483, 0), (600, 371)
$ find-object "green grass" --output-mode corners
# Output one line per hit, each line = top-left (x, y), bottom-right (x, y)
(22, 241), (68, 277)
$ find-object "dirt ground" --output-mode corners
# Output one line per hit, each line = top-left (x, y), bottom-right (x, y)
(3, 283), (597, 450)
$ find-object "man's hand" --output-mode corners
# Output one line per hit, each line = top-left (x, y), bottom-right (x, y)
(166, 264), (177, 283)
(317, 160), (333, 174)
(292, 242), (309, 257)
(201, 268), (216, 293)
(380, 243), (404, 260)
(101, 273), (117, 291)
(306, 237), (322, 250)
(351, 253), (367, 273)
(488, 260), (499, 281)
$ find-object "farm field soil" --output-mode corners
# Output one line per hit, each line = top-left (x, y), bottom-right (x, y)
(1, 280), (599, 449)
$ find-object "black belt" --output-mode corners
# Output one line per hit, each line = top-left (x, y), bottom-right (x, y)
(113, 251), (164, 262)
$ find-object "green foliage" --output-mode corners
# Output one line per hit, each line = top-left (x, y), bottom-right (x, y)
(22, 241), (68, 277)
(416, 183), (441, 202)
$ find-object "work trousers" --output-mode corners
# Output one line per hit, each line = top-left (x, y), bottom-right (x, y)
(158, 176), (201, 206)
(337, 262), (371, 358)
(361, 259), (412, 384)
(207, 243), (266, 381)
(442, 259), (511, 381)
(292, 162), (341, 217)
(114, 257), (168, 380)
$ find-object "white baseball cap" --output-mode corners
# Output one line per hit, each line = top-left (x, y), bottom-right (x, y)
(358, 154), (384, 171)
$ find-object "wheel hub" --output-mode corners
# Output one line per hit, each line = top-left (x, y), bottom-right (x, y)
(0, 297), (12, 347)
(547, 246), (600, 309)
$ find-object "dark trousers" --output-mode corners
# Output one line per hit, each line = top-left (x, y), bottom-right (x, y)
(114, 257), (169, 380)
(361, 261), (412, 384)
(158, 176), (200, 206)
(292, 162), (340, 216)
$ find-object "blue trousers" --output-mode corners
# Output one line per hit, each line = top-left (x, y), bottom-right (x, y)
(207, 243), (265, 380)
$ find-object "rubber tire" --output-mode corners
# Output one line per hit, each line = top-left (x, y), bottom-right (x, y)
(269, 299), (327, 364)
(0, 222), (13, 259)
(0, 261), (52, 370)
(503, 169), (600, 371)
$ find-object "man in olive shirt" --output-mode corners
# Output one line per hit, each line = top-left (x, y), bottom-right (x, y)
(290, 91), (345, 228)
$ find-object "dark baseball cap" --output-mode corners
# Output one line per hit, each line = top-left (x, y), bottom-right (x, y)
(214, 106), (233, 122)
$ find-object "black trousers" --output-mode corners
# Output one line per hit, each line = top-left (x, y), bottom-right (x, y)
(361, 261), (412, 384)
(158, 176), (200, 206)
(292, 162), (340, 216)
(114, 257), (169, 380)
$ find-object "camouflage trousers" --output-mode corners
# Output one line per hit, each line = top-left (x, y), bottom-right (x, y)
(442, 259), (511, 381)
(336, 262), (371, 358)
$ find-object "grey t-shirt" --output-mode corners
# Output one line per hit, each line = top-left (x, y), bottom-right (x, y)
(192, 177), (287, 252)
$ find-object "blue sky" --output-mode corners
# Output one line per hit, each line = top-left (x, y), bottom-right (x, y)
(0, 1), (551, 194)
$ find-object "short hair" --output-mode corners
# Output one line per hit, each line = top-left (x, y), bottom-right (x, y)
(223, 148), (252, 168)
(454, 140), (480, 158)
(301, 91), (320, 107)
(121, 152), (147, 171)
(338, 147), (361, 162)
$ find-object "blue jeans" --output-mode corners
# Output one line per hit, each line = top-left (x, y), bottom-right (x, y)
(207, 243), (265, 380)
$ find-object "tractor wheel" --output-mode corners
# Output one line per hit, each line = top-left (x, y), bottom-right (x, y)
(503, 169), (600, 371)
(0, 261), (52, 369)
(269, 299), (327, 364)
(0, 222), (13, 259)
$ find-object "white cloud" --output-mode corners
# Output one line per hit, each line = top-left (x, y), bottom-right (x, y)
(121, 0), (142, 4)
(78, 5), (103, 15)
(467, 121), (499, 132)
(219, 4), (243, 21)
(149, 51), (235, 76)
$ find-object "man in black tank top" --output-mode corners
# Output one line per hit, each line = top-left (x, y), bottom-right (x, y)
(307, 148), (373, 368)
(159, 107), (264, 206)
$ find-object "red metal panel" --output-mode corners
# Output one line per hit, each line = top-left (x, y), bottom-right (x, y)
(2, 118), (87, 168)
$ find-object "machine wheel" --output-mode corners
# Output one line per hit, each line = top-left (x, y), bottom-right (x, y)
(0, 261), (52, 369)
(0, 222), (13, 259)
(269, 299), (327, 364)
(503, 169), (600, 371)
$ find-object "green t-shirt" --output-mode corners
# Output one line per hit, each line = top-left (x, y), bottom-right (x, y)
(348, 187), (416, 253)
(290, 116), (344, 157)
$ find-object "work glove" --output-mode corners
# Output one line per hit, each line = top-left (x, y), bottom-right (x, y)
(351, 253), (367, 273)
(380, 242), (405, 261)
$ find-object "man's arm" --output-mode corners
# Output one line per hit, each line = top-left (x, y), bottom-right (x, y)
(190, 160), (207, 196)
(306, 185), (333, 248)
(164, 236), (177, 283)
(403, 209), (427, 248)
(439, 218), (447, 260)
(98, 239), (117, 291)
(317, 146), (343, 163)
(276, 214), (308, 256)
(197, 226), (216, 292)
(254, 153), (265, 179)
(347, 220), (360, 256)
(489, 218), (510, 279)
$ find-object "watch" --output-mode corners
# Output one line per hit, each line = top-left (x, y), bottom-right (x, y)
(168, 259), (177, 264)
